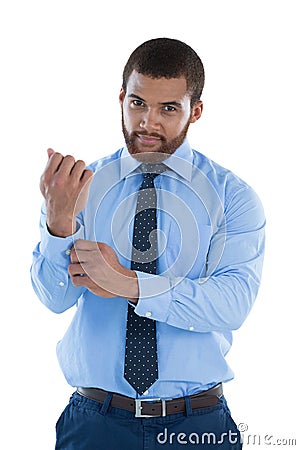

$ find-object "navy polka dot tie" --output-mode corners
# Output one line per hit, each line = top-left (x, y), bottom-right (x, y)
(124, 164), (165, 395)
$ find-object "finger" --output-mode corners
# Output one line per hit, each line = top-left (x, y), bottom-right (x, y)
(68, 263), (85, 277)
(57, 155), (77, 175)
(73, 239), (97, 252)
(47, 148), (55, 159)
(80, 168), (94, 184)
(69, 248), (80, 263)
(69, 248), (95, 264)
(70, 249), (89, 263)
(70, 159), (86, 179)
(44, 151), (64, 175)
(70, 273), (87, 286)
(69, 268), (112, 295)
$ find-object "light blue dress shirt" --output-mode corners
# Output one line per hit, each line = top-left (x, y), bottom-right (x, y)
(31, 139), (265, 400)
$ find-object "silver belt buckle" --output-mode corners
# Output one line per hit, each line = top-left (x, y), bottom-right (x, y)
(135, 398), (167, 418)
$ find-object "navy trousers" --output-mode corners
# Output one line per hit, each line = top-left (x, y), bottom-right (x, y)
(55, 391), (242, 449)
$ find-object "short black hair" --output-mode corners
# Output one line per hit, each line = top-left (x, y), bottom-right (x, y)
(122, 38), (205, 105)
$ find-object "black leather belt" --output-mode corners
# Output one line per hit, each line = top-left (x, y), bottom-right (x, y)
(77, 383), (222, 418)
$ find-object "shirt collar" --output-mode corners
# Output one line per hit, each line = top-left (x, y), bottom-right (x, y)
(120, 138), (193, 182)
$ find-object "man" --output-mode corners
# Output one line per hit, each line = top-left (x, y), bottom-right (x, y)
(31, 38), (265, 449)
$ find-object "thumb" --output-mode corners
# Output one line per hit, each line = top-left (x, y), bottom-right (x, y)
(47, 148), (55, 159)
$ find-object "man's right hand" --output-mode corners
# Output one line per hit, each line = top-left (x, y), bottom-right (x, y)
(40, 148), (94, 237)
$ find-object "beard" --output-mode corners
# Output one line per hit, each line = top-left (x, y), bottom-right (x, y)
(121, 110), (190, 163)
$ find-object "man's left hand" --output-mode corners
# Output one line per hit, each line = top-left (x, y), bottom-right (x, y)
(68, 240), (139, 303)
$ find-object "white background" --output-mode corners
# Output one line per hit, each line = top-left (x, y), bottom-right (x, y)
(0, 0), (299, 448)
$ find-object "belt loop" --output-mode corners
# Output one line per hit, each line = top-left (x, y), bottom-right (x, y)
(184, 395), (193, 417)
(100, 392), (113, 416)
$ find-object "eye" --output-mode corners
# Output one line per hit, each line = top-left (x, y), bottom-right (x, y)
(163, 105), (176, 112)
(132, 99), (145, 107)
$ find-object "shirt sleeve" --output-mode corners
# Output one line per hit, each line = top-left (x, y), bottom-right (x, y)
(30, 203), (86, 313)
(134, 185), (266, 332)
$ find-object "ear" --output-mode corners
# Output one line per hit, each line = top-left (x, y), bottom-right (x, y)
(190, 101), (203, 123)
(119, 87), (125, 105)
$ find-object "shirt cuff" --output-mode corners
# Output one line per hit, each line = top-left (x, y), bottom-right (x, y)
(39, 222), (84, 266)
(134, 271), (172, 322)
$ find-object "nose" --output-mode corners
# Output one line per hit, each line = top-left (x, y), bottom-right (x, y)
(139, 109), (161, 132)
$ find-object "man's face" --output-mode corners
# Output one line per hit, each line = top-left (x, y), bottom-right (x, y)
(119, 70), (203, 162)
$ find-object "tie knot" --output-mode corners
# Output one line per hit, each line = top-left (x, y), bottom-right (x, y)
(140, 163), (167, 177)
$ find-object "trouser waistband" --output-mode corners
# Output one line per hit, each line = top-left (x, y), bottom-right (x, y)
(77, 383), (223, 418)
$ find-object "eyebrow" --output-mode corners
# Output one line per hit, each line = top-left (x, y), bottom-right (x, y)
(128, 93), (182, 108)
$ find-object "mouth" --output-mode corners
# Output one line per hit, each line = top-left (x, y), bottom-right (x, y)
(136, 134), (162, 145)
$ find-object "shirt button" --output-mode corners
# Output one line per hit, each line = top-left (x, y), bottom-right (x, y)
(58, 281), (65, 287)
(145, 311), (152, 318)
(65, 249), (71, 255)
(189, 326), (195, 331)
